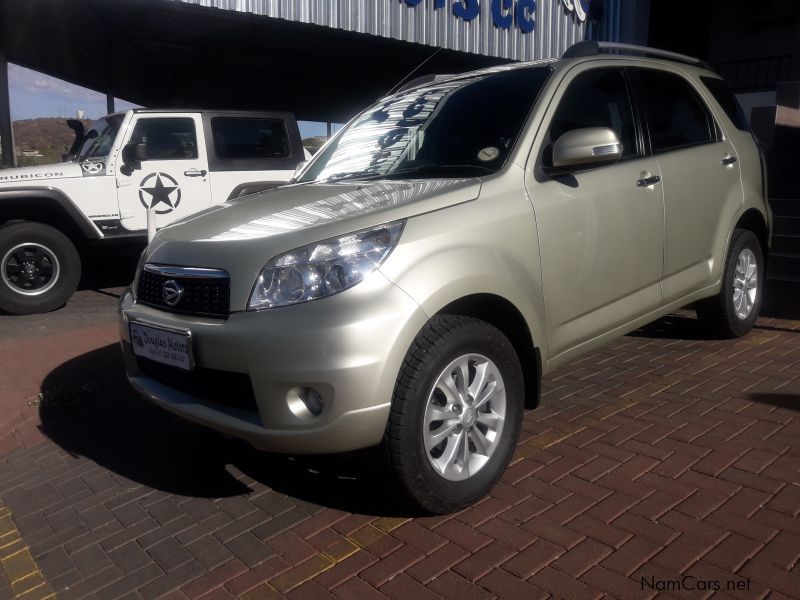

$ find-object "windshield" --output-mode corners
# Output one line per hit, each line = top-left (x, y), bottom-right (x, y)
(298, 66), (552, 183)
(76, 114), (124, 161)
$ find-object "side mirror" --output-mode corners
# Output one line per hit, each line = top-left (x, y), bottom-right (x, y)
(551, 127), (622, 170)
(122, 142), (148, 170)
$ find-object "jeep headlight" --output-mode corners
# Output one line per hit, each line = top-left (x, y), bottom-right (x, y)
(248, 221), (405, 310)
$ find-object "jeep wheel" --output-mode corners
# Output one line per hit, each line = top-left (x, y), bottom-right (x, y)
(0, 222), (81, 315)
(696, 229), (763, 338)
(385, 315), (524, 514)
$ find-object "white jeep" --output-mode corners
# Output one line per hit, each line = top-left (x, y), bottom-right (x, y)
(0, 109), (307, 314)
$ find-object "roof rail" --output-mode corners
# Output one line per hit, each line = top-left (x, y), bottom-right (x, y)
(562, 41), (711, 69)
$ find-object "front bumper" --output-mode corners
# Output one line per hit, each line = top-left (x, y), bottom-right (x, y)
(119, 270), (428, 453)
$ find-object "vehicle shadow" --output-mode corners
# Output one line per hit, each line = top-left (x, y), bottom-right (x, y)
(628, 312), (711, 341)
(38, 344), (414, 516)
(629, 280), (800, 341)
(747, 392), (800, 411)
(78, 240), (144, 291)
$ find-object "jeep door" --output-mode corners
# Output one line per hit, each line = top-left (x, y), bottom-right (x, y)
(116, 115), (212, 231)
(525, 65), (665, 358)
(203, 114), (303, 203)
(629, 68), (745, 303)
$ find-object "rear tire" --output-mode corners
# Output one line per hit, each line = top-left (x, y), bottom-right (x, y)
(696, 229), (763, 338)
(0, 222), (81, 315)
(385, 315), (524, 514)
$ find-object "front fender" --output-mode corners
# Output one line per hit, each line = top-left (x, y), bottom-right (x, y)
(0, 187), (100, 239)
(379, 180), (549, 367)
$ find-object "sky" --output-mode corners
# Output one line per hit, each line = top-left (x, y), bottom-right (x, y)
(8, 63), (334, 138)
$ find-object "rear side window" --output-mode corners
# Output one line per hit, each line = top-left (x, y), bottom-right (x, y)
(129, 118), (198, 160)
(547, 68), (638, 161)
(700, 76), (751, 132)
(212, 118), (290, 159)
(635, 70), (716, 153)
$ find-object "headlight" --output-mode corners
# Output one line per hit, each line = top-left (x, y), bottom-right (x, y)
(248, 221), (405, 310)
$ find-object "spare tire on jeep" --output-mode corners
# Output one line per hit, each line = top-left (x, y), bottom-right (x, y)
(0, 222), (81, 314)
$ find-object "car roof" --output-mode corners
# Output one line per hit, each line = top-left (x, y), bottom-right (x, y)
(392, 43), (718, 98)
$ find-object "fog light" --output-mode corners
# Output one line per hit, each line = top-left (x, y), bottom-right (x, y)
(287, 386), (324, 418)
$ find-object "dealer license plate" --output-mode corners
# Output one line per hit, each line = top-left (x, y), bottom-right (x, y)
(130, 322), (193, 371)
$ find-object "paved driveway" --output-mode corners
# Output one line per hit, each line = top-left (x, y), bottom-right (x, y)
(1, 284), (799, 599)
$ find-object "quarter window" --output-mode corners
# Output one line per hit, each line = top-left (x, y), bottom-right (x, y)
(547, 68), (638, 163)
(212, 118), (291, 159)
(700, 76), (751, 132)
(636, 70), (716, 152)
(129, 118), (198, 160)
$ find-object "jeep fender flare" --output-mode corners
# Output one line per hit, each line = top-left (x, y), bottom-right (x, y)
(0, 187), (101, 240)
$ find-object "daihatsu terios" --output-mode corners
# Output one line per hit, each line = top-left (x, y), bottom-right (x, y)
(119, 42), (771, 513)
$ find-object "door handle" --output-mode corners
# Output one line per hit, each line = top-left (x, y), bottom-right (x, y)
(721, 156), (738, 167)
(184, 169), (207, 177)
(636, 175), (661, 187)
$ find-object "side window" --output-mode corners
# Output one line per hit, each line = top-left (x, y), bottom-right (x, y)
(129, 118), (198, 160)
(547, 68), (638, 163)
(211, 118), (290, 159)
(635, 70), (716, 152)
(700, 76), (751, 132)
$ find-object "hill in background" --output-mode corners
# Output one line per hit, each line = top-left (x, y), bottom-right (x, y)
(8, 117), (91, 166)
(13, 117), (90, 153)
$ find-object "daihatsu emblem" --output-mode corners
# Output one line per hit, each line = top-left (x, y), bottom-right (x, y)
(162, 279), (183, 307)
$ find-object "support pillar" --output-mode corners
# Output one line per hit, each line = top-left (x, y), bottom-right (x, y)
(326, 121), (332, 138)
(0, 0), (15, 168)
(106, 93), (115, 115)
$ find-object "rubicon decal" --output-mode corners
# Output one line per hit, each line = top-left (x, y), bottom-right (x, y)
(0, 171), (64, 181)
(138, 172), (182, 214)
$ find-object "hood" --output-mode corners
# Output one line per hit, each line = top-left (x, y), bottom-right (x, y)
(0, 162), (83, 185)
(145, 177), (481, 311)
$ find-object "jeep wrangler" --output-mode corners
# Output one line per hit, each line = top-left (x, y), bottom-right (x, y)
(0, 109), (306, 314)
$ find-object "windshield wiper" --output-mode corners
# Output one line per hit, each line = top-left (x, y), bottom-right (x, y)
(321, 170), (381, 183)
(318, 163), (494, 184)
(381, 164), (495, 179)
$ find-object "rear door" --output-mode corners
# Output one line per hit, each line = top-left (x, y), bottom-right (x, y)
(116, 114), (211, 231)
(525, 66), (665, 357)
(630, 68), (744, 303)
(204, 114), (302, 203)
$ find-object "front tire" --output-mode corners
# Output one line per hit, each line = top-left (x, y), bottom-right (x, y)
(696, 228), (763, 338)
(0, 222), (81, 315)
(385, 315), (524, 514)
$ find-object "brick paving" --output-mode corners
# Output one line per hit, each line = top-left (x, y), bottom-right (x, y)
(0, 283), (799, 599)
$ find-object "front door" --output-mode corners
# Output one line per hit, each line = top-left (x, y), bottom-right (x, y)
(525, 66), (665, 357)
(116, 114), (212, 231)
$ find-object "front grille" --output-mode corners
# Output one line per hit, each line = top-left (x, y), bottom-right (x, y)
(137, 358), (258, 414)
(137, 265), (230, 318)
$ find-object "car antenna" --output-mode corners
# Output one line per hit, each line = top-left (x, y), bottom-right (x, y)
(384, 47), (443, 96)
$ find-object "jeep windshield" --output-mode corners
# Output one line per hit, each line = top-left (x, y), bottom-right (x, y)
(76, 114), (125, 161)
(298, 66), (552, 183)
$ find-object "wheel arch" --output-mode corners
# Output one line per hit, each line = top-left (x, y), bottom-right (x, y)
(0, 189), (100, 247)
(435, 293), (541, 410)
(734, 208), (769, 255)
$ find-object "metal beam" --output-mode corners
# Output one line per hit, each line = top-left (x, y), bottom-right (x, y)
(0, 0), (15, 168)
(106, 93), (115, 114)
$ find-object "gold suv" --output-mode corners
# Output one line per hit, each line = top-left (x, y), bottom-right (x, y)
(119, 42), (771, 513)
